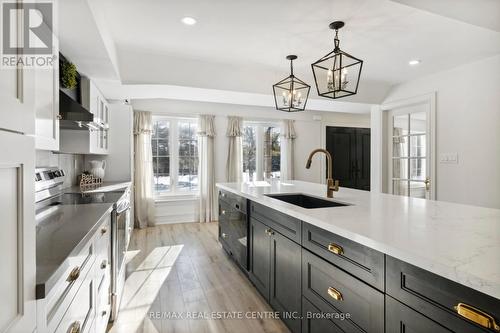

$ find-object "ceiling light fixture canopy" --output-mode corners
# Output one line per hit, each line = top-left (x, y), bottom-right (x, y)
(311, 21), (363, 100)
(272, 55), (311, 112)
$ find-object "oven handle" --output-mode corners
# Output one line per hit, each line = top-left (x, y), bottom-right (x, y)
(116, 203), (130, 214)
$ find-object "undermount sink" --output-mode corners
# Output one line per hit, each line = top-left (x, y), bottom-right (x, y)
(265, 193), (349, 209)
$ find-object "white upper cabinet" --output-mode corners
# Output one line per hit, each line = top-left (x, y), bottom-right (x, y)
(34, 32), (60, 151)
(0, 131), (36, 333)
(0, 2), (35, 135)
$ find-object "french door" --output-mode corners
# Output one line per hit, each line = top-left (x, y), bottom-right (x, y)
(388, 100), (434, 199)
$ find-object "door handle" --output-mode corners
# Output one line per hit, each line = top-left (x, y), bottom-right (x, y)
(265, 228), (274, 236)
(67, 266), (80, 282)
(69, 321), (81, 333)
(327, 243), (344, 255)
(454, 303), (500, 331)
(327, 287), (343, 301)
(424, 178), (431, 191)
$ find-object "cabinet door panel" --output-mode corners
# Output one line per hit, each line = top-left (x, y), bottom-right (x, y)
(386, 296), (455, 333)
(270, 231), (301, 333)
(302, 249), (384, 333)
(248, 218), (271, 300)
(34, 41), (59, 149)
(0, 131), (35, 333)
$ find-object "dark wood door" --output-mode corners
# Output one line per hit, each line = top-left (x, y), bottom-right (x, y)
(248, 218), (271, 300)
(270, 231), (302, 333)
(325, 126), (370, 190)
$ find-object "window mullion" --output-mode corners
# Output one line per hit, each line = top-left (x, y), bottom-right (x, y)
(172, 119), (179, 192)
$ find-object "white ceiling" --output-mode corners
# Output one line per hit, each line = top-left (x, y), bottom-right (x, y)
(59, 0), (500, 107)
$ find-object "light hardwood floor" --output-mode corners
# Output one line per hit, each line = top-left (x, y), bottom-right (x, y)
(108, 222), (290, 333)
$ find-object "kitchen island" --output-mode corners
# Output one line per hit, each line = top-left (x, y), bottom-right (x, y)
(216, 180), (500, 333)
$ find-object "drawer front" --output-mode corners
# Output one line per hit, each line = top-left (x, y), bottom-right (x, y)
(302, 222), (384, 290)
(219, 189), (247, 213)
(302, 297), (360, 333)
(250, 201), (301, 243)
(95, 271), (111, 333)
(387, 256), (499, 332)
(46, 239), (95, 332)
(55, 267), (95, 333)
(302, 249), (384, 333)
(386, 296), (455, 333)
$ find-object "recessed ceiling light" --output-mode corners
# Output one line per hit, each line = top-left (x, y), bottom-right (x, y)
(409, 59), (421, 66)
(181, 17), (197, 25)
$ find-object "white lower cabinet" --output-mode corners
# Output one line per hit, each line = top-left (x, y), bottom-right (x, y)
(36, 215), (112, 333)
(0, 130), (36, 333)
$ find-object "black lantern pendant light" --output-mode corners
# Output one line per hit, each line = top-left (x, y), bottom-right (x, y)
(273, 55), (310, 112)
(311, 21), (363, 99)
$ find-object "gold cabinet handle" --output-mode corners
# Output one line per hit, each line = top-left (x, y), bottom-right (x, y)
(327, 287), (343, 301)
(454, 303), (500, 331)
(328, 243), (344, 255)
(69, 321), (81, 333)
(265, 228), (274, 236)
(67, 266), (80, 282)
(101, 227), (107, 234)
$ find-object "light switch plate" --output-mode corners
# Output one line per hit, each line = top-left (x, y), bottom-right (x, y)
(440, 153), (458, 164)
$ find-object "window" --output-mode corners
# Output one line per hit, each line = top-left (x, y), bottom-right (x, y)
(242, 122), (281, 182)
(152, 117), (198, 196)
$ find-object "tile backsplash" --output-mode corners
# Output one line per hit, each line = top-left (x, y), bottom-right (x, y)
(36, 150), (85, 189)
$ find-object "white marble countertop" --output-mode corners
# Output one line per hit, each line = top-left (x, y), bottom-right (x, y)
(216, 180), (500, 300)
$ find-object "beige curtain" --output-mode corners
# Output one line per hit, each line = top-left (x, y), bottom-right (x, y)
(226, 116), (242, 182)
(133, 111), (156, 228)
(198, 115), (216, 223)
(280, 119), (297, 181)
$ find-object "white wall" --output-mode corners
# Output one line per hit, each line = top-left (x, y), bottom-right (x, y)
(132, 98), (371, 223)
(376, 55), (500, 208)
(90, 103), (134, 182)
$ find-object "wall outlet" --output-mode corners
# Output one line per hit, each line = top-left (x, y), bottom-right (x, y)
(439, 153), (458, 164)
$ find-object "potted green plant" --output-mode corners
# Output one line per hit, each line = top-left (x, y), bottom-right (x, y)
(61, 60), (78, 89)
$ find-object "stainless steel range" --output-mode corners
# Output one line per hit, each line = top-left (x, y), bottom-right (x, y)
(35, 167), (132, 323)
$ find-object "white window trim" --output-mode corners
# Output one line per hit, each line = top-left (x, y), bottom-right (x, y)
(152, 115), (199, 199)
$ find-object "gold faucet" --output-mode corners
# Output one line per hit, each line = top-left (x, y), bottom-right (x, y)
(306, 148), (339, 198)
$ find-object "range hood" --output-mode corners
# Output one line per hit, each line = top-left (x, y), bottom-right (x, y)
(59, 90), (102, 130)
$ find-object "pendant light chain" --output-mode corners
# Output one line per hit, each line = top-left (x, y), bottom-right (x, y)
(334, 29), (340, 53)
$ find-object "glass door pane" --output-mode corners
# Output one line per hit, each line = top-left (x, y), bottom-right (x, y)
(390, 106), (430, 199)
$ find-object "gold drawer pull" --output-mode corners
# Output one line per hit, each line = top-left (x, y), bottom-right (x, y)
(67, 266), (81, 282)
(327, 287), (343, 301)
(101, 227), (107, 234)
(328, 243), (344, 255)
(454, 303), (500, 331)
(70, 321), (81, 333)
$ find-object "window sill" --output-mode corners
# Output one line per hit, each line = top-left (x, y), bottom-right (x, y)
(154, 193), (199, 203)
